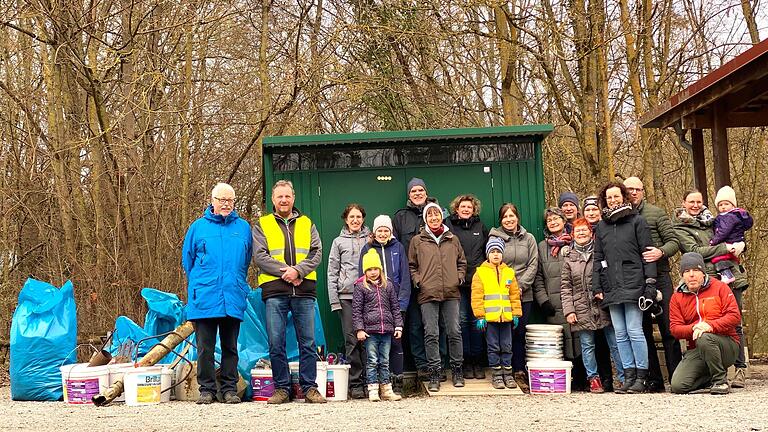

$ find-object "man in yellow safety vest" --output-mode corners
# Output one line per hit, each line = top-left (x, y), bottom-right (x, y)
(252, 179), (325, 404)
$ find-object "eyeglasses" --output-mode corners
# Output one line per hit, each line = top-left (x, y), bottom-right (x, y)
(626, 187), (644, 193)
(214, 197), (235, 205)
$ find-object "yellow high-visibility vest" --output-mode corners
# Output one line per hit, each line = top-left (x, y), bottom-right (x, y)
(475, 265), (519, 322)
(258, 214), (317, 285)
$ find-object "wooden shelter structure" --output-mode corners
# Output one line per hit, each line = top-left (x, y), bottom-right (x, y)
(641, 38), (768, 204)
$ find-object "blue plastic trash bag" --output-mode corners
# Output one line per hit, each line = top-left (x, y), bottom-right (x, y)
(10, 278), (77, 401)
(110, 316), (153, 360)
(142, 288), (186, 364)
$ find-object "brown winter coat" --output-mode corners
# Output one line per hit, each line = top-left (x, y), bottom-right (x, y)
(408, 227), (467, 305)
(560, 245), (612, 332)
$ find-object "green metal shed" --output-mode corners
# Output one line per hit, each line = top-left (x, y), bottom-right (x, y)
(262, 124), (553, 352)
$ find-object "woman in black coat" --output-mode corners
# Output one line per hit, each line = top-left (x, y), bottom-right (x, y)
(592, 182), (657, 394)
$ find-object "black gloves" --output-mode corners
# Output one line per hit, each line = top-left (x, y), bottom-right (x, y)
(540, 300), (557, 317)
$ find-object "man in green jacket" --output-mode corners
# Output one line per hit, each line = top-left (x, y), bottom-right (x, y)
(625, 177), (682, 392)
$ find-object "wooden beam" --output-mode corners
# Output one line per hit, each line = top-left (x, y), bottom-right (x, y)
(691, 129), (709, 206)
(683, 110), (768, 128)
(712, 105), (731, 189)
(723, 74), (768, 111)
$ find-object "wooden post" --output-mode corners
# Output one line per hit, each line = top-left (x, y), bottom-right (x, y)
(712, 105), (732, 188)
(690, 129), (709, 206)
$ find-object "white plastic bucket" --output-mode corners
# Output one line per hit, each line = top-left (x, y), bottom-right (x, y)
(123, 366), (163, 406)
(289, 361), (327, 401)
(527, 360), (572, 394)
(251, 369), (275, 402)
(159, 365), (174, 402)
(325, 364), (350, 401)
(60, 363), (111, 405)
(107, 363), (136, 402)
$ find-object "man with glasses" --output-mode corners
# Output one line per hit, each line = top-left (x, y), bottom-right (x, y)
(624, 176), (682, 392)
(252, 179), (325, 404)
(182, 183), (253, 404)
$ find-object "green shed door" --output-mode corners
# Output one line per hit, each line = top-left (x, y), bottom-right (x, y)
(316, 168), (407, 352)
(405, 164), (495, 228)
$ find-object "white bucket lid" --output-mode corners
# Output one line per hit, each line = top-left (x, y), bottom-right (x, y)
(525, 324), (563, 332)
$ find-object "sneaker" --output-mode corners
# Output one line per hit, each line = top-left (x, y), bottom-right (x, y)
(503, 369), (518, 389)
(452, 366), (465, 387)
(710, 382), (730, 395)
(731, 368), (746, 389)
(589, 376), (604, 394)
(514, 371), (530, 394)
(267, 388), (291, 404)
(223, 391), (241, 404)
(349, 386), (367, 399)
(491, 369), (505, 389)
(196, 392), (215, 405)
(304, 387), (327, 403)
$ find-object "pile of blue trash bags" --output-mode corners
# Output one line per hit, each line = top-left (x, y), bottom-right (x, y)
(10, 278), (326, 401)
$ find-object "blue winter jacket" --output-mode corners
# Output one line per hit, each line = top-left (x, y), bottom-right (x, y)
(182, 206), (253, 321)
(359, 238), (411, 312)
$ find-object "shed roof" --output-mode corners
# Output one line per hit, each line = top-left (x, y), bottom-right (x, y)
(263, 124), (553, 151)
(641, 38), (768, 129)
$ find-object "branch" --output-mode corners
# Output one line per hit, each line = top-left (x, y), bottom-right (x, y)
(1, 21), (55, 44)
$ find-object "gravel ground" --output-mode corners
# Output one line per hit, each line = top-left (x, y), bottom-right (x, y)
(0, 365), (766, 432)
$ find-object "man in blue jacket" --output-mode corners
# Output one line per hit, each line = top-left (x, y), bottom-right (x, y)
(182, 183), (253, 405)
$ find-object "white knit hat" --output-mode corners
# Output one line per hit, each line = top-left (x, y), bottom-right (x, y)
(422, 202), (443, 224)
(714, 185), (737, 207)
(372, 215), (393, 233)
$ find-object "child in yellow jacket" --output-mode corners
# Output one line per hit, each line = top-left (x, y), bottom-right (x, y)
(472, 237), (523, 389)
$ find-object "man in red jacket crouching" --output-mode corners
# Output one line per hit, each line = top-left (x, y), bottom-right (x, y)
(669, 252), (742, 395)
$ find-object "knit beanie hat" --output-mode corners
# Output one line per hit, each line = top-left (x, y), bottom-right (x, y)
(679, 252), (706, 275)
(407, 177), (427, 194)
(423, 202), (443, 224)
(558, 191), (579, 208)
(714, 186), (737, 207)
(372, 215), (393, 233)
(583, 195), (599, 211)
(485, 237), (506, 257)
(544, 207), (566, 223)
(362, 248), (383, 272)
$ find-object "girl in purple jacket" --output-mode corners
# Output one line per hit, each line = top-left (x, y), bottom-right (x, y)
(710, 186), (753, 283)
(353, 248), (404, 402)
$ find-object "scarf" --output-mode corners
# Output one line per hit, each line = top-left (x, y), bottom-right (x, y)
(502, 226), (520, 237)
(601, 203), (634, 223)
(676, 207), (715, 225)
(429, 224), (445, 237)
(546, 232), (573, 257)
(573, 240), (594, 261)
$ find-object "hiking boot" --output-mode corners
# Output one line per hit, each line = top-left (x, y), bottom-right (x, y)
(368, 384), (380, 402)
(304, 387), (327, 403)
(731, 368), (746, 389)
(428, 368), (441, 392)
(514, 371), (530, 393)
(223, 391), (241, 404)
(616, 368), (635, 394)
(267, 388), (290, 404)
(710, 382), (730, 395)
(491, 368), (505, 389)
(463, 362), (475, 379)
(452, 365), (465, 387)
(503, 368), (517, 389)
(196, 392), (215, 405)
(628, 368), (648, 394)
(380, 383), (402, 401)
(589, 376), (604, 394)
(474, 363), (486, 379)
(349, 386), (367, 399)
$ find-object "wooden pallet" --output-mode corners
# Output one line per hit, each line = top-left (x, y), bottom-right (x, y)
(424, 369), (525, 396)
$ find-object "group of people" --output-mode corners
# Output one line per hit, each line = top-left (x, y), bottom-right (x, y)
(181, 176), (752, 405)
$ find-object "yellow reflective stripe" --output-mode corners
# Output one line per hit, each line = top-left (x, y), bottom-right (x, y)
(485, 306), (502, 312)
(484, 294), (509, 300)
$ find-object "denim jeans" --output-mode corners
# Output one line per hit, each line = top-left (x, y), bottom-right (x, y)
(193, 317), (241, 395)
(459, 287), (484, 358)
(365, 333), (392, 384)
(265, 296), (318, 394)
(512, 301), (532, 372)
(486, 322), (513, 368)
(578, 327), (624, 382)
(609, 303), (648, 370)
(421, 300), (463, 370)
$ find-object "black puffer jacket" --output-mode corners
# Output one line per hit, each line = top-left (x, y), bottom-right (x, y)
(393, 203), (424, 255)
(444, 214), (488, 289)
(352, 277), (404, 334)
(592, 206), (657, 307)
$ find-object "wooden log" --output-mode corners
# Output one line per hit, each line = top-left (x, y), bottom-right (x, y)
(92, 321), (194, 406)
